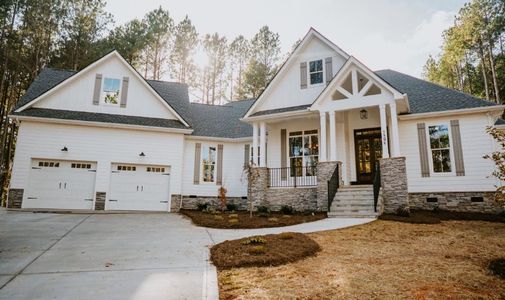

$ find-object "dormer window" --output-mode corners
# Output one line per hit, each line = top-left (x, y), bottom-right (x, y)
(309, 59), (324, 85)
(102, 77), (121, 105)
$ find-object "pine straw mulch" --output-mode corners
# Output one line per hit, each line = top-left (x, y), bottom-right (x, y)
(180, 210), (326, 229)
(211, 232), (320, 270)
(218, 220), (505, 300)
(379, 209), (505, 224)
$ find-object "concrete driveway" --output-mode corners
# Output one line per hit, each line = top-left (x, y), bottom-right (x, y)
(0, 210), (217, 300)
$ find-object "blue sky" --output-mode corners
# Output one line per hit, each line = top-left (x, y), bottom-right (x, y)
(105, 0), (468, 78)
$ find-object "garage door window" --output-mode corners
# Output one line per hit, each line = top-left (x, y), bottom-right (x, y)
(117, 165), (136, 171)
(147, 167), (165, 173)
(202, 145), (216, 183)
(38, 161), (59, 168)
(71, 163), (92, 169)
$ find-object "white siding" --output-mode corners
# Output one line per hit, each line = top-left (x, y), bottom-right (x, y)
(181, 140), (248, 197)
(254, 37), (347, 112)
(33, 55), (178, 120)
(10, 121), (185, 203)
(399, 113), (497, 192)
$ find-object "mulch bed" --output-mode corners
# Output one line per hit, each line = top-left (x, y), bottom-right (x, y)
(378, 209), (505, 224)
(179, 210), (326, 229)
(210, 232), (320, 269)
(488, 258), (505, 279)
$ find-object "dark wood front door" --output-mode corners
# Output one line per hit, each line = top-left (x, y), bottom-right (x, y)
(354, 128), (383, 184)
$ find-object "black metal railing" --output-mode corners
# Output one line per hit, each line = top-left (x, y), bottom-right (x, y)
(327, 164), (340, 210)
(372, 162), (381, 212)
(268, 166), (317, 188)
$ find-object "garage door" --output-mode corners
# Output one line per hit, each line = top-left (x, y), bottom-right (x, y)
(24, 160), (97, 210)
(108, 164), (170, 211)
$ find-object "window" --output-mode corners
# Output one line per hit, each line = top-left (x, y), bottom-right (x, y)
(202, 145), (216, 182)
(309, 59), (324, 85)
(428, 124), (451, 173)
(38, 161), (60, 168)
(71, 163), (91, 169)
(117, 165), (136, 171)
(289, 130), (319, 176)
(147, 167), (165, 173)
(249, 145), (260, 165)
(102, 77), (121, 105)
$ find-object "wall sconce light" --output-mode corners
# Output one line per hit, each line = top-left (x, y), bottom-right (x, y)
(61, 146), (68, 152)
(360, 109), (368, 120)
(139, 152), (146, 157)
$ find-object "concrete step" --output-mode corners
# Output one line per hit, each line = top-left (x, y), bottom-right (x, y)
(334, 194), (373, 199)
(331, 203), (374, 209)
(328, 211), (377, 218)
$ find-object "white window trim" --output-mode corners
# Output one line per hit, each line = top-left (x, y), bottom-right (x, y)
(101, 76), (122, 106)
(307, 58), (325, 88)
(287, 129), (319, 177)
(425, 122), (456, 177)
(200, 144), (217, 184)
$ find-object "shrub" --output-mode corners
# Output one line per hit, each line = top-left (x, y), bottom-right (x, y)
(248, 245), (267, 255)
(303, 209), (316, 216)
(488, 258), (505, 279)
(278, 232), (295, 240)
(268, 217), (279, 222)
(204, 206), (217, 214)
(242, 236), (267, 245)
(214, 215), (223, 220)
(226, 203), (237, 211)
(257, 205), (270, 217)
(228, 219), (238, 224)
(396, 205), (410, 217)
(228, 214), (238, 218)
(280, 205), (294, 215)
(197, 202), (210, 211)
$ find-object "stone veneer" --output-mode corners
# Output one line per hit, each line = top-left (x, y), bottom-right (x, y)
(170, 194), (249, 212)
(94, 192), (106, 210)
(247, 167), (269, 208)
(409, 192), (504, 214)
(7, 188), (23, 208)
(380, 157), (409, 213)
(317, 161), (341, 212)
(265, 187), (318, 211)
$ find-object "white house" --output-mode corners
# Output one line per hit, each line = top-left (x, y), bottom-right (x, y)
(8, 28), (505, 216)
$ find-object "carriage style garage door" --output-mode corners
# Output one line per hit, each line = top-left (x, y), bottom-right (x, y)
(24, 159), (97, 210)
(108, 164), (171, 211)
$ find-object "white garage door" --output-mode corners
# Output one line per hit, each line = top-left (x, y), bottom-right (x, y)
(24, 160), (97, 210)
(108, 164), (170, 211)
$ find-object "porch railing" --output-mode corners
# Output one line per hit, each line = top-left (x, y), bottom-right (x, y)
(268, 166), (317, 188)
(372, 162), (381, 212)
(327, 164), (340, 210)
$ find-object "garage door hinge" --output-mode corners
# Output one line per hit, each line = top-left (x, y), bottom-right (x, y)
(160, 201), (168, 203)
(88, 170), (97, 172)
(31, 167), (41, 170)
(111, 171), (120, 173)
(162, 173), (170, 176)
(109, 199), (118, 202)
(84, 199), (93, 201)
(27, 197), (37, 199)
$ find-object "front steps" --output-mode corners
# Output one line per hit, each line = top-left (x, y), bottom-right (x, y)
(328, 185), (378, 218)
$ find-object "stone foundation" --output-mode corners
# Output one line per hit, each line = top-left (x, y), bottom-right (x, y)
(380, 157), (409, 213)
(7, 188), (23, 208)
(170, 194), (249, 212)
(94, 192), (106, 210)
(265, 187), (317, 211)
(317, 161), (341, 212)
(409, 192), (504, 214)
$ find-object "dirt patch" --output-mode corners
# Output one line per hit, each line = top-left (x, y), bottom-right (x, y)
(180, 210), (326, 229)
(211, 232), (320, 270)
(488, 258), (505, 279)
(218, 220), (505, 299)
(379, 209), (505, 224)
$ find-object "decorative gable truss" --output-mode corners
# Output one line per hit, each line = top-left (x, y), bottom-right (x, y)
(331, 68), (382, 100)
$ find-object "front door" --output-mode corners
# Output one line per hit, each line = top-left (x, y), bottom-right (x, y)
(354, 128), (383, 184)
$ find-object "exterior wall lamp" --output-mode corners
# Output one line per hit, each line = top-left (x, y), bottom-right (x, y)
(139, 152), (146, 157)
(61, 146), (68, 152)
(360, 109), (368, 120)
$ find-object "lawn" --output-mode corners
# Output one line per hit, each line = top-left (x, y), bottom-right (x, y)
(218, 220), (505, 299)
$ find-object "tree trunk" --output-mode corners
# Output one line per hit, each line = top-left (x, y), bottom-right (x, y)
(478, 43), (490, 101)
(488, 42), (501, 103)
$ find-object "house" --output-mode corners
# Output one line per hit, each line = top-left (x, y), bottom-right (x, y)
(7, 28), (505, 216)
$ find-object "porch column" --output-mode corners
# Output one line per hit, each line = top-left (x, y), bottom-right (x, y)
(259, 121), (266, 167)
(252, 122), (258, 166)
(319, 112), (327, 162)
(379, 104), (390, 158)
(329, 111), (337, 161)
(389, 102), (401, 157)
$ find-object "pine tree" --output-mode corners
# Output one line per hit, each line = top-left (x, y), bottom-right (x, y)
(228, 35), (250, 100)
(170, 15), (198, 86)
(202, 33), (227, 104)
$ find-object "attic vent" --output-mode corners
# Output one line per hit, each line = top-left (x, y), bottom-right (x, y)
(471, 196), (484, 202)
(426, 197), (438, 203)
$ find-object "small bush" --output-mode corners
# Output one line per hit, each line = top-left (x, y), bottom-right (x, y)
(257, 205), (270, 217)
(280, 205), (294, 215)
(248, 245), (267, 255)
(228, 219), (238, 224)
(226, 203), (237, 211)
(396, 205), (410, 217)
(268, 217), (279, 222)
(242, 236), (267, 245)
(214, 215), (223, 220)
(282, 215), (292, 218)
(278, 232), (295, 240)
(488, 258), (505, 279)
(228, 214), (238, 218)
(197, 202), (210, 211)
(204, 206), (216, 214)
(303, 210), (316, 216)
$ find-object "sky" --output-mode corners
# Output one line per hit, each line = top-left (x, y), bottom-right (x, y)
(105, 0), (468, 78)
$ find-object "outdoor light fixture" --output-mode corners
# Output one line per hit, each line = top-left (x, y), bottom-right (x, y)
(360, 109), (368, 120)
(139, 152), (146, 157)
(61, 146), (68, 152)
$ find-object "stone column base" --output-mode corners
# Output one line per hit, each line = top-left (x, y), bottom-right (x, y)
(94, 192), (106, 210)
(247, 167), (269, 209)
(380, 157), (409, 214)
(317, 161), (341, 212)
(8, 189), (23, 208)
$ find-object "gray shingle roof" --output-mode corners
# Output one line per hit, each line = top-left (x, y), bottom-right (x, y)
(12, 108), (188, 129)
(495, 118), (505, 125)
(375, 69), (498, 114)
(249, 104), (311, 117)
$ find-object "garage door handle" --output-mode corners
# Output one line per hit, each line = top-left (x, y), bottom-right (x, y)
(160, 201), (168, 203)
(109, 199), (118, 202)
(88, 170), (96, 172)
(32, 167), (41, 170)
(84, 199), (93, 201)
(27, 197), (37, 199)
(141, 186), (143, 191)
(137, 185), (139, 191)
(162, 173), (170, 176)
(59, 182), (62, 189)
(64, 182), (67, 189)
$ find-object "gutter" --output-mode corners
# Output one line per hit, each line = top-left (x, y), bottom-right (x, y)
(241, 108), (314, 123)
(185, 135), (252, 142)
(397, 105), (505, 120)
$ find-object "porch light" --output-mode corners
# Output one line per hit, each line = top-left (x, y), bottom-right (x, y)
(61, 146), (68, 152)
(360, 109), (368, 120)
(139, 152), (146, 157)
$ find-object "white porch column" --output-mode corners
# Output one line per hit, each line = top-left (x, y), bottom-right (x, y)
(379, 104), (390, 158)
(389, 102), (401, 157)
(329, 111), (337, 161)
(252, 122), (258, 166)
(259, 122), (266, 167)
(319, 112), (327, 162)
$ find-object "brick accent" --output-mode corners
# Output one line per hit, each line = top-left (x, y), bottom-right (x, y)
(409, 192), (504, 214)
(317, 161), (341, 212)
(170, 194), (249, 212)
(7, 188), (23, 208)
(380, 157), (409, 213)
(94, 192), (106, 210)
